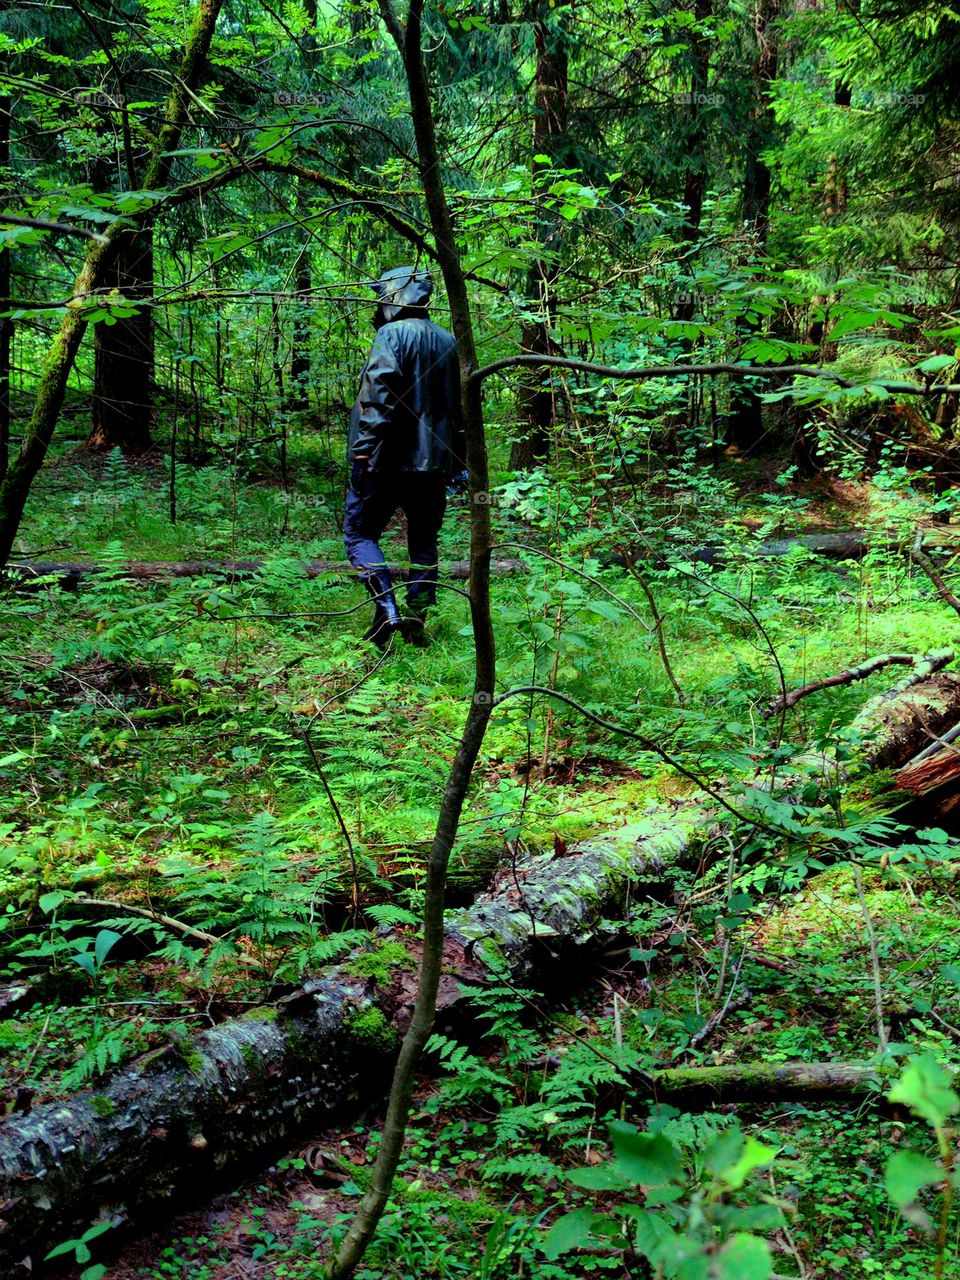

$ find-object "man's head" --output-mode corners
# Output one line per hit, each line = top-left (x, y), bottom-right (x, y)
(369, 265), (433, 327)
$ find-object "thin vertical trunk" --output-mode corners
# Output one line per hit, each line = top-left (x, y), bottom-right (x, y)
(287, 244), (311, 410)
(287, 0), (317, 411)
(0, 95), (10, 481)
(89, 226), (154, 452)
(726, 0), (780, 452)
(509, 1), (568, 470)
(679, 0), (712, 248)
(328, 0), (495, 1272)
(0, 0), (225, 568)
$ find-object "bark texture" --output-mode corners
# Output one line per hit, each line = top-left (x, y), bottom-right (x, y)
(852, 667), (960, 771)
(0, 811), (703, 1272)
(0, 973), (377, 1274)
(89, 228), (155, 453)
(647, 1061), (885, 1102)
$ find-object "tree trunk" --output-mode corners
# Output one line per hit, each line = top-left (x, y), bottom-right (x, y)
(287, 245), (312, 411)
(509, 0), (569, 471)
(646, 1061), (886, 1103)
(89, 227), (154, 452)
(0, 0), (225, 569)
(0, 95), (10, 481)
(726, 0), (779, 452)
(328, 0), (498, 1271)
(852, 669), (960, 771)
(9, 528), (959, 588)
(678, 0), (712, 251)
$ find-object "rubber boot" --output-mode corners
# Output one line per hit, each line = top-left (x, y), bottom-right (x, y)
(363, 572), (403, 649)
(402, 595), (433, 648)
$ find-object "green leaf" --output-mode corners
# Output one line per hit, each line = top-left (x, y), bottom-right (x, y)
(38, 891), (67, 913)
(567, 1164), (631, 1191)
(829, 309), (876, 341)
(715, 1136), (777, 1190)
(45, 1240), (81, 1261)
(710, 1233), (773, 1279)
(94, 928), (124, 968)
(542, 1207), (599, 1259)
(888, 1053), (960, 1129)
(885, 1150), (943, 1207)
(609, 1121), (683, 1186)
(916, 354), (956, 373)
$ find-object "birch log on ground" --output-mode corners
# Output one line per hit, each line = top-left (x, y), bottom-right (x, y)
(850, 656), (960, 770)
(0, 807), (704, 1272)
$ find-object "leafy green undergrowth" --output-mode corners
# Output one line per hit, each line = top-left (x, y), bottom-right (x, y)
(2, 498), (957, 1100)
(74, 858), (960, 1280)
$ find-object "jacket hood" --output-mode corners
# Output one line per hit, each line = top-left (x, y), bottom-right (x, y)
(370, 265), (433, 321)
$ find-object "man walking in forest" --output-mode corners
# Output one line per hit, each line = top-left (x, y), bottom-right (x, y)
(344, 265), (467, 648)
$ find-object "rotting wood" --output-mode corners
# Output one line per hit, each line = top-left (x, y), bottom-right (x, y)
(851, 662), (960, 770)
(0, 808), (704, 1272)
(7, 527), (960, 590)
(645, 1060), (888, 1102)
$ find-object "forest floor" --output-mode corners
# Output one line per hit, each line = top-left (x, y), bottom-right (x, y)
(3, 443), (960, 1278)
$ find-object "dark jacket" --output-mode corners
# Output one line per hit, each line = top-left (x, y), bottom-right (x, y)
(348, 267), (465, 477)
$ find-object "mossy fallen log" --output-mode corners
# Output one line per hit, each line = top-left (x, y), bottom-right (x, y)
(0, 807), (704, 1273)
(646, 1061), (887, 1103)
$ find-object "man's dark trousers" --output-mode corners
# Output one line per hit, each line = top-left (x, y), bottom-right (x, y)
(343, 469), (448, 608)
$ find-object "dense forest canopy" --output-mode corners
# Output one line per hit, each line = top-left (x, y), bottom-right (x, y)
(3, 0), (960, 1277)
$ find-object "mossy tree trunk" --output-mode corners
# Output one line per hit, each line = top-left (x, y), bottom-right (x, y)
(0, 0), (225, 568)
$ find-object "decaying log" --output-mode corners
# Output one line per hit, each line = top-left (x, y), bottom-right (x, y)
(646, 1061), (886, 1103)
(1, 558), (518, 588)
(6, 527), (959, 590)
(850, 656), (960, 770)
(766, 651), (951, 717)
(895, 746), (960, 817)
(0, 808), (705, 1272)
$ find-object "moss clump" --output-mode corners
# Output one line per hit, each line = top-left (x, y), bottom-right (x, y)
(345, 941), (413, 986)
(89, 1094), (116, 1117)
(240, 1005), (278, 1022)
(347, 1006), (397, 1053)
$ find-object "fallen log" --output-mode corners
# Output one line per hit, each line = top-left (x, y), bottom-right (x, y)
(895, 745), (960, 818)
(646, 1061), (887, 1103)
(6, 527), (959, 589)
(851, 659), (960, 771)
(0, 807), (705, 1273)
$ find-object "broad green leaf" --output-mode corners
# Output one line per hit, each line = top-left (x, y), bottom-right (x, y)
(567, 1164), (631, 1191)
(885, 1150), (943, 1207)
(542, 1207), (599, 1259)
(716, 1136), (777, 1190)
(916, 354), (956, 373)
(94, 929), (124, 968)
(888, 1054), (960, 1129)
(709, 1233), (773, 1279)
(38, 891), (67, 913)
(609, 1121), (683, 1185)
